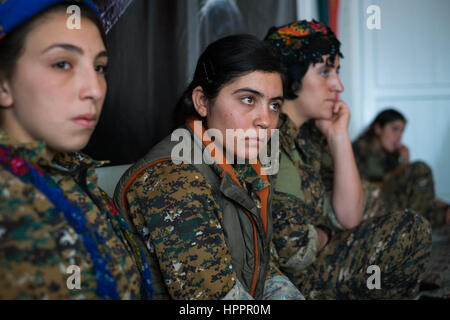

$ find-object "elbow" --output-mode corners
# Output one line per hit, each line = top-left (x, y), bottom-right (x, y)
(342, 202), (364, 229)
(336, 203), (363, 230)
(341, 215), (362, 230)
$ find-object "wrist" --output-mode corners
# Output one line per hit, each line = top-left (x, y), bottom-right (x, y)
(325, 129), (349, 142)
(327, 132), (351, 155)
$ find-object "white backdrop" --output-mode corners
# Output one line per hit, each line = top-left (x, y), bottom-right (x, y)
(339, 0), (450, 201)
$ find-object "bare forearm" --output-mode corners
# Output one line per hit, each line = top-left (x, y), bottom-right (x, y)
(327, 132), (363, 229)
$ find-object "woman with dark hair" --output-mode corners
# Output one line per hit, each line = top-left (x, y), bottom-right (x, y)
(353, 108), (450, 227)
(0, 0), (157, 299)
(264, 20), (431, 299)
(114, 34), (303, 300)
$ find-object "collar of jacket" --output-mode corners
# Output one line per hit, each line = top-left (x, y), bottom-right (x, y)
(0, 129), (108, 174)
(186, 118), (270, 233)
(278, 113), (325, 165)
(277, 112), (302, 158)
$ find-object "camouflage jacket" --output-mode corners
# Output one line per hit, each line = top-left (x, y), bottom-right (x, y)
(0, 130), (146, 299)
(272, 114), (388, 275)
(271, 113), (350, 274)
(352, 135), (399, 182)
(115, 123), (303, 300)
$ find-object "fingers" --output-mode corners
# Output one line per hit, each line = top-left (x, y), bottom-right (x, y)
(333, 101), (350, 117)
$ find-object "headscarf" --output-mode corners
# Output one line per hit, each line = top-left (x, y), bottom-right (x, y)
(264, 20), (343, 98)
(0, 0), (100, 39)
(265, 19), (342, 66)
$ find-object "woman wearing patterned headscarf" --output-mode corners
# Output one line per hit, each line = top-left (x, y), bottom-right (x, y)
(0, 0), (160, 299)
(264, 20), (431, 299)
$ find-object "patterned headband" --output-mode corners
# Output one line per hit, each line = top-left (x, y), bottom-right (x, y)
(265, 20), (342, 65)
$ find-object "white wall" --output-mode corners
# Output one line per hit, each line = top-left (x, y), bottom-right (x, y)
(340, 0), (450, 201)
(296, 0), (319, 20)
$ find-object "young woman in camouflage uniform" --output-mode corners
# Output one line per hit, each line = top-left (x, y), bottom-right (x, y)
(0, 0), (156, 299)
(114, 35), (303, 300)
(264, 20), (432, 299)
(353, 108), (450, 227)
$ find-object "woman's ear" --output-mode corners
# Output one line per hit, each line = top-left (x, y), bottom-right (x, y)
(0, 78), (13, 108)
(192, 86), (208, 118)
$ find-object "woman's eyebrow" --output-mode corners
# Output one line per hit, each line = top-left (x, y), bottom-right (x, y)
(42, 43), (84, 55)
(96, 50), (109, 59)
(233, 88), (264, 97)
(232, 88), (283, 102)
(42, 44), (108, 59)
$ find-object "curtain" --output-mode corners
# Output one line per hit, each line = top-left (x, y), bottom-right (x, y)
(318, 0), (340, 35)
(92, 0), (134, 33)
(84, 0), (297, 165)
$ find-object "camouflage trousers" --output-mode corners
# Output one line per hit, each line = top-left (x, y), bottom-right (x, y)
(383, 161), (445, 227)
(281, 181), (432, 299)
(288, 208), (431, 299)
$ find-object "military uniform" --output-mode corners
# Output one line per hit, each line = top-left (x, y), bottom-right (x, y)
(114, 121), (303, 300)
(271, 113), (431, 299)
(0, 130), (155, 299)
(353, 135), (446, 227)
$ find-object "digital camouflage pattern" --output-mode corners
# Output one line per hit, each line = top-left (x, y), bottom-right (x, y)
(271, 113), (432, 299)
(287, 207), (432, 299)
(0, 131), (145, 299)
(353, 135), (447, 227)
(124, 159), (303, 300)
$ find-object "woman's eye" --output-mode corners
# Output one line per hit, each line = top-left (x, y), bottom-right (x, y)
(242, 96), (254, 104)
(321, 69), (329, 77)
(95, 64), (108, 74)
(269, 102), (280, 112)
(53, 61), (71, 70)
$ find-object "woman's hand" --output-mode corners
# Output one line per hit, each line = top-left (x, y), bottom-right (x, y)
(315, 100), (351, 140)
(316, 227), (329, 251)
(398, 144), (410, 165)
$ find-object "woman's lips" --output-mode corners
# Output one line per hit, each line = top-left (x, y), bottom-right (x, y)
(73, 114), (97, 129)
(245, 137), (266, 146)
(326, 99), (338, 104)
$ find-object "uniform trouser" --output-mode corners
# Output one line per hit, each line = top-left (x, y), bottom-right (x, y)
(381, 161), (446, 227)
(287, 207), (431, 299)
(282, 181), (432, 299)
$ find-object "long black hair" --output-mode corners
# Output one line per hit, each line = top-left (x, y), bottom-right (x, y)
(174, 34), (287, 127)
(358, 108), (407, 140)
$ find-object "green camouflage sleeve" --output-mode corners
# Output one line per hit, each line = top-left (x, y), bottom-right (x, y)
(262, 275), (305, 300)
(271, 190), (319, 273)
(0, 176), (97, 299)
(322, 192), (347, 231)
(262, 242), (305, 299)
(0, 200), (70, 299)
(126, 161), (238, 300)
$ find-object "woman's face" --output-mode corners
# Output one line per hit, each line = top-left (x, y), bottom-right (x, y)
(198, 71), (283, 161)
(375, 119), (406, 152)
(0, 11), (107, 156)
(294, 55), (344, 121)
